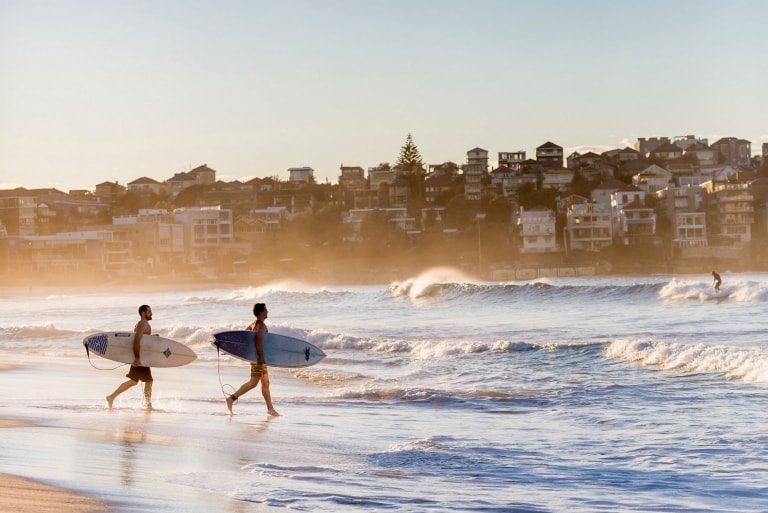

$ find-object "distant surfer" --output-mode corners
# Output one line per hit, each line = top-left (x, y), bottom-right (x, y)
(106, 305), (154, 410)
(226, 303), (279, 416)
(712, 271), (722, 292)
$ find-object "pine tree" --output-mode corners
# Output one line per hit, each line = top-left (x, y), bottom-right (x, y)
(396, 133), (423, 174)
(395, 133), (425, 204)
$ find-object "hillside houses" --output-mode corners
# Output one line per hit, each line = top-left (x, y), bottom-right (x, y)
(1, 134), (767, 280)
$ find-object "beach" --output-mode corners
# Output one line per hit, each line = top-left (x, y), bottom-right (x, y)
(0, 473), (106, 513)
(3, 273), (768, 511)
(0, 352), (312, 513)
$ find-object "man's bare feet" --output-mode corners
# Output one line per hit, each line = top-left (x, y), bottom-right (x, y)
(226, 396), (235, 414)
(106, 395), (114, 409)
(267, 408), (280, 416)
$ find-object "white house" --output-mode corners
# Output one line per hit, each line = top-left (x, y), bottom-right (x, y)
(516, 206), (558, 253)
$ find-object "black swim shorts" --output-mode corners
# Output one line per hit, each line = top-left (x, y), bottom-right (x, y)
(127, 365), (153, 382)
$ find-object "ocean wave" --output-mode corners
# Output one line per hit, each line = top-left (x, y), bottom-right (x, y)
(173, 269), (674, 306)
(389, 267), (479, 300)
(388, 268), (669, 303)
(334, 386), (544, 405)
(605, 338), (768, 383)
(183, 282), (356, 303)
(659, 277), (768, 302)
(0, 324), (83, 341)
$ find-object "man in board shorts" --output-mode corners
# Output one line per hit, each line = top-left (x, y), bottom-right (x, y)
(106, 305), (155, 410)
(225, 303), (279, 416)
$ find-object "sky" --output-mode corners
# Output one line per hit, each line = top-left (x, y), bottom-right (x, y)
(1, 0), (767, 191)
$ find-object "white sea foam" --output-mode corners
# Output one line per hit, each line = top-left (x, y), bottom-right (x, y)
(605, 338), (768, 382)
(389, 266), (477, 300)
(659, 276), (768, 302)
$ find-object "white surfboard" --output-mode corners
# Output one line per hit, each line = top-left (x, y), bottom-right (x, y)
(212, 330), (325, 368)
(83, 332), (197, 368)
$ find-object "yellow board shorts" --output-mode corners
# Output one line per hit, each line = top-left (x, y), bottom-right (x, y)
(250, 363), (268, 378)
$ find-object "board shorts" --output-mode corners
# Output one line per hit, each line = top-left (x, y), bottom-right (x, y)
(250, 363), (268, 379)
(127, 365), (153, 383)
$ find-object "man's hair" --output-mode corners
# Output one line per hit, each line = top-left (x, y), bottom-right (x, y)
(253, 303), (266, 316)
(139, 304), (151, 315)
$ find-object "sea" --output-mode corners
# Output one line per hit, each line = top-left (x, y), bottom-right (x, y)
(2, 267), (768, 512)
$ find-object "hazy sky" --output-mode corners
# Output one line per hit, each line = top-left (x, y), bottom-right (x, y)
(1, 0), (766, 191)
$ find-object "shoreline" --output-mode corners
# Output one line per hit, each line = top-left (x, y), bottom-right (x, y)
(0, 352), (316, 513)
(0, 367), (107, 513)
(0, 473), (109, 513)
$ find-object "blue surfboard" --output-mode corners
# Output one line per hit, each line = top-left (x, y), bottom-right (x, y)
(212, 331), (325, 368)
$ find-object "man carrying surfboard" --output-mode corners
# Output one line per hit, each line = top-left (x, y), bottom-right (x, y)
(226, 303), (279, 416)
(106, 305), (155, 410)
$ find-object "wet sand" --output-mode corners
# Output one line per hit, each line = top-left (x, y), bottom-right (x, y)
(0, 353), (317, 512)
(0, 416), (108, 513)
(0, 473), (108, 513)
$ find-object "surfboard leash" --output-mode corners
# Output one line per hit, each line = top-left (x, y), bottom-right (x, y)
(215, 345), (237, 400)
(83, 341), (127, 371)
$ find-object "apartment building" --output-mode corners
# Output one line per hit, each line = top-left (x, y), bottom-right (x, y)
(616, 200), (657, 246)
(1, 230), (126, 275)
(635, 137), (670, 157)
(656, 186), (707, 249)
(516, 206), (557, 253)
(112, 209), (185, 271)
(462, 148), (489, 201)
(288, 166), (315, 184)
(611, 185), (658, 245)
(498, 151), (526, 171)
(564, 202), (612, 253)
(368, 166), (395, 190)
(535, 141), (563, 170)
(0, 194), (36, 236)
(701, 181), (754, 244)
(711, 137), (752, 168)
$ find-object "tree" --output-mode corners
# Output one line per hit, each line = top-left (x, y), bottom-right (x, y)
(758, 158), (768, 178)
(112, 191), (163, 215)
(395, 133), (423, 173)
(443, 195), (474, 231)
(173, 184), (207, 207)
(395, 133), (425, 203)
(281, 205), (348, 250)
(484, 196), (513, 225)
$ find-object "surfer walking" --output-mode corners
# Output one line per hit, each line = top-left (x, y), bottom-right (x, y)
(712, 270), (722, 292)
(226, 303), (279, 416)
(106, 305), (154, 410)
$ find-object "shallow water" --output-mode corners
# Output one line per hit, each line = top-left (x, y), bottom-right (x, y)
(1, 270), (768, 511)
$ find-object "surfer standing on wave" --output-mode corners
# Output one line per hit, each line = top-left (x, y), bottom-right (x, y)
(712, 270), (722, 292)
(226, 303), (279, 416)
(106, 305), (154, 410)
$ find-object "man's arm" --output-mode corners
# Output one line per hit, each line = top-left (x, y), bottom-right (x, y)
(133, 324), (145, 366)
(255, 325), (266, 365)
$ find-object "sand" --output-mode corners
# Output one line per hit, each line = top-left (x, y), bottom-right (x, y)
(0, 353), (313, 512)
(1, 413), (107, 512)
(0, 473), (108, 513)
